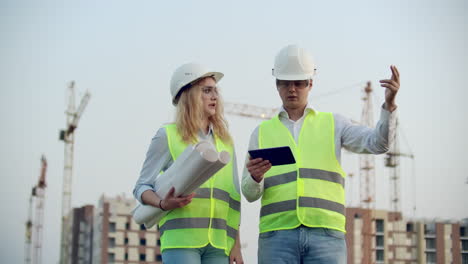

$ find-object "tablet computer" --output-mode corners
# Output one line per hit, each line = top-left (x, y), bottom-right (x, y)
(248, 146), (296, 166)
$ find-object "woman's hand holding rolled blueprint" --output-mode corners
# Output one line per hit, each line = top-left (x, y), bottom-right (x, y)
(160, 187), (196, 210)
(140, 187), (195, 211)
(132, 140), (230, 228)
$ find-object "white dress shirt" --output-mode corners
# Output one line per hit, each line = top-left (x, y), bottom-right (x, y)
(241, 103), (397, 202)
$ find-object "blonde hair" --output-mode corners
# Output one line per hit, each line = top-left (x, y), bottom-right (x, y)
(175, 77), (232, 145)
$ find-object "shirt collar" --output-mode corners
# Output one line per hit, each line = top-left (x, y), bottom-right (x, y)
(198, 123), (214, 139)
(278, 103), (317, 120)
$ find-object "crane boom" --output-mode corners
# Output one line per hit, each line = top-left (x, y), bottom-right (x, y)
(225, 102), (278, 120)
(68, 91), (91, 134)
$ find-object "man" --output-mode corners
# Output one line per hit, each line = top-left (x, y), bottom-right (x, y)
(241, 44), (400, 264)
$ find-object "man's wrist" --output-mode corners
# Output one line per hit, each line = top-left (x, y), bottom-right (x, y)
(384, 102), (397, 112)
(250, 174), (262, 183)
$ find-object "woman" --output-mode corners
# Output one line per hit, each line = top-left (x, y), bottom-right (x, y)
(133, 63), (243, 264)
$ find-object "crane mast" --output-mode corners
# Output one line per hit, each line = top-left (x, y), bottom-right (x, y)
(58, 81), (90, 264)
(24, 195), (33, 264)
(32, 156), (47, 264)
(359, 82), (376, 209)
(24, 155), (47, 264)
(385, 119), (414, 216)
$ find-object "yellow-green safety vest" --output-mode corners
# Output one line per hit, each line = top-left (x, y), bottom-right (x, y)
(159, 124), (241, 256)
(258, 111), (346, 233)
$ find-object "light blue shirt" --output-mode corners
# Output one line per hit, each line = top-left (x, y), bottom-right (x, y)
(133, 125), (239, 204)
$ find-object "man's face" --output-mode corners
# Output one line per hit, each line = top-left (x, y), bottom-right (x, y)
(276, 79), (312, 110)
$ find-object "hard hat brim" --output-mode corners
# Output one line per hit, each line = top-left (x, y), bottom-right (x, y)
(172, 71), (224, 105)
(198, 71), (224, 83)
(274, 73), (314, 81)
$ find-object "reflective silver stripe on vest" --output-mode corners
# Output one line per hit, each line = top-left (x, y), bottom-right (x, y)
(213, 188), (230, 203)
(229, 198), (241, 212)
(227, 225), (237, 240)
(260, 199), (296, 217)
(264, 171), (297, 189)
(299, 197), (345, 215)
(195, 188), (211, 198)
(212, 218), (238, 239)
(195, 188), (240, 212)
(264, 169), (343, 190)
(299, 168), (345, 187)
(159, 217), (237, 239)
(260, 197), (345, 217)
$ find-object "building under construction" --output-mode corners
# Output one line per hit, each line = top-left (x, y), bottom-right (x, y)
(346, 208), (468, 264)
(92, 195), (162, 264)
(57, 194), (468, 264)
(59, 195), (162, 264)
(64, 205), (94, 264)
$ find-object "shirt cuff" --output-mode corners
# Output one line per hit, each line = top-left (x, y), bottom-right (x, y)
(380, 104), (398, 145)
(242, 172), (264, 201)
(380, 103), (398, 120)
(135, 185), (154, 205)
(381, 104), (397, 122)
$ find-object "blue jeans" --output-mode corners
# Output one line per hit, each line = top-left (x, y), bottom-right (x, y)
(162, 244), (228, 264)
(258, 226), (346, 264)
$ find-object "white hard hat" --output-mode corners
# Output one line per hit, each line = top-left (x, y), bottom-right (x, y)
(272, 44), (316, 80)
(170, 63), (224, 105)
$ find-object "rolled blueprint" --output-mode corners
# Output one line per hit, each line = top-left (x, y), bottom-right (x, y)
(155, 141), (218, 197)
(182, 150), (230, 194)
(131, 141), (230, 228)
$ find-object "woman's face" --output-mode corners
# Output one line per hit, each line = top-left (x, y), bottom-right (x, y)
(198, 77), (218, 118)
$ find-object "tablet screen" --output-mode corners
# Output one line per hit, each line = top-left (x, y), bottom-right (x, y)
(248, 146), (296, 166)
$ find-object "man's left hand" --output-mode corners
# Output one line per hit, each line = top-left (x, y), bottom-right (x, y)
(380, 65), (400, 112)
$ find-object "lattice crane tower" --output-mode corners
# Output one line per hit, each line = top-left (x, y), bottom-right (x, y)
(58, 81), (90, 264)
(385, 119), (414, 216)
(24, 155), (47, 264)
(359, 82), (376, 209)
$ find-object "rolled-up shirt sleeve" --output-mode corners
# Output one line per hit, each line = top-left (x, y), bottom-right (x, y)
(241, 126), (265, 202)
(337, 105), (397, 154)
(133, 127), (172, 204)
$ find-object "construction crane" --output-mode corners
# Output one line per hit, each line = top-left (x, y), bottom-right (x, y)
(384, 118), (414, 216)
(224, 102), (277, 120)
(24, 155), (47, 264)
(359, 82), (376, 209)
(58, 81), (91, 264)
(224, 102), (361, 123)
(24, 193), (33, 264)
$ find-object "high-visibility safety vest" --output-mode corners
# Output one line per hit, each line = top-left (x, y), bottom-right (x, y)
(258, 111), (346, 233)
(158, 124), (241, 256)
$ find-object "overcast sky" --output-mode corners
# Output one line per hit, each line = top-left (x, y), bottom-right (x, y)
(1, 0), (467, 263)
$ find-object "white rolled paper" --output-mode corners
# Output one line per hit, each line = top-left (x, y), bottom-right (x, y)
(131, 141), (230, 228)
(182, 150), (231, 194)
